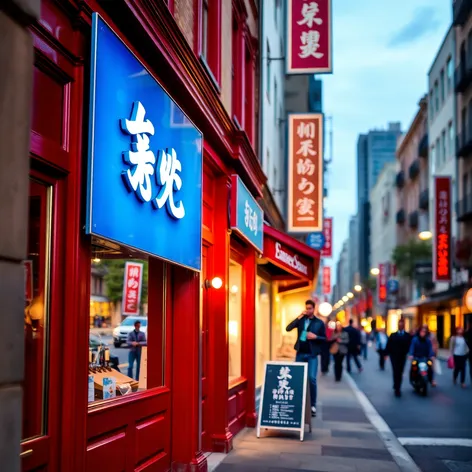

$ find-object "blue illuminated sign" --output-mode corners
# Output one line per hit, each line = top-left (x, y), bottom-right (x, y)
(230, 175), (264, 252)
(306, 232), (325, 250)
(86, 14), (202, 270)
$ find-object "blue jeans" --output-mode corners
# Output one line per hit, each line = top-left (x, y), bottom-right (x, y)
(128, 350), (141, 380)
(296, 353), (319, 407)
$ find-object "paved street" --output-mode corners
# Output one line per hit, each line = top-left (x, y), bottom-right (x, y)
(349, 347), (472, 471)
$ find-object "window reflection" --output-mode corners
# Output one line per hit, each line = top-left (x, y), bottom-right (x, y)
(256, 277), (271, 387)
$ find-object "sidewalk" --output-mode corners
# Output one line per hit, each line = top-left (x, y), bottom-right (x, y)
(213, 372), (403, 472)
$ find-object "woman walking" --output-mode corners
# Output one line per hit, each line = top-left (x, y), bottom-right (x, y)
(329, 322), (349, 382)
(450, 327), (469, 388)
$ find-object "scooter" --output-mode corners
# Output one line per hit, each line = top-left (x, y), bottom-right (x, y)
(409, 358), (433, 396)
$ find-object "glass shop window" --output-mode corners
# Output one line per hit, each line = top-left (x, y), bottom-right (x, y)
(256, 277), (271, 388)
(228, 260), (243, 382)
(88, 238), (165, 405)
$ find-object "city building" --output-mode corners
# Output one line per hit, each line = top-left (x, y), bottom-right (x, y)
(348, 214), (359, 290)
(356, 123), (402, 282)
(395, 96), (428, 306)
(17, 1), (322, 471)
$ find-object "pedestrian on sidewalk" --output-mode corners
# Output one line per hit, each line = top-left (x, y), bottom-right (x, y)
(450, 327), (469, 388)
(127, 320), (147, 380)
(360, 325), (368, 360)
(329, 322), (349, 381)
(375, 328), (388, 370)
(286, 299), (326, 417)
(465, 323), (472, 383)
(321, 319), (333, 375)
(386, 319), (412, 397)
(344, 319), (363, 373)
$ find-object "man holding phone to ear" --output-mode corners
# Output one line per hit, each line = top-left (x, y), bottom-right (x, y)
(286, 299), (326, 417)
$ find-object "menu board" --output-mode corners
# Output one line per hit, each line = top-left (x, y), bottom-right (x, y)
(257, 361), (311, 441)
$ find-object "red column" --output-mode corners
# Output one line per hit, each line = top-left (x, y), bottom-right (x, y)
(242, 250), (257, 427)
(208, 176), (233, 452)
(171, 265), (207, 471)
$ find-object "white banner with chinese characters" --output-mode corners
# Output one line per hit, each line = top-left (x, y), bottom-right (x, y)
(287, 114), (324, 232)
(122, 261), (144, 316)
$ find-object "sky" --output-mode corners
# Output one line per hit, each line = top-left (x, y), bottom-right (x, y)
(322, 0), (452, 285)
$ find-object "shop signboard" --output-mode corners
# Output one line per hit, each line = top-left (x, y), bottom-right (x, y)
(230, 175), (264, 252)
(433, 176), (452, 283)
(264, 234), (314, 280)
(122, 261), (144, 316)
(86, 14), (203, 271)
(286, 0), (333, 74)
(378, 263), (387, 304)
(287, 114), (323, 233)
(321, 217), (332, 258)
(322, 266), (331, 294)
(257, 361), (311, 441)
(306, 232), (325, 250)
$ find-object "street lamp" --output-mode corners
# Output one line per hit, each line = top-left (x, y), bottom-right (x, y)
(354, 284), (362, 292)
(342, 296), (349, 302)
(347, 292), (354, 298)
(418, 230), (432, 241)
(318, 302), (333, 316)
(370, 267), (380, 276)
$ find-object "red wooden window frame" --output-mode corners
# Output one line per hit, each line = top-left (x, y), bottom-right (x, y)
(244, 40), (255, 145)
(196, 0), (222, 88)
(232, 9), (244, 129)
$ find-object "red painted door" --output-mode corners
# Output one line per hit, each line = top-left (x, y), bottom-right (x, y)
(201, 245), (211, 450)
(21, 176), (64, 471)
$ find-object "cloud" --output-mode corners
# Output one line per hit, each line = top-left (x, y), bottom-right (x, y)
(388, 7), (441, 48)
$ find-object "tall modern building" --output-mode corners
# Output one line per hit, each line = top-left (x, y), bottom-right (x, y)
(357, 123), (402, 281)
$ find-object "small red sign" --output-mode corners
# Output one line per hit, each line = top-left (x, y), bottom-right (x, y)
(287, 0), (333, 74)
(24, 260), (33, 302)
(434, 177), (452, 282)
(321, 217), (332, 258)
(378, 263), (387, 303)
(122, 261), (143, 315)
(322, 266), (331, 294)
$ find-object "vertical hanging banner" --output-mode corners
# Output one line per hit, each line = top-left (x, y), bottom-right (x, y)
(287, 0), (333, 74)
(321, 217), (332, 257)
(322, 266), (331, 294)
(122, 261), (144, 316)
(287, 114), (323, 233)
(433, 176), (452, 282)
(378, 263), (387, 303)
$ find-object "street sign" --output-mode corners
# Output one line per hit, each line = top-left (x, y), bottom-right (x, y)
(387, 278), (399, 294)
(257, 361), (311, 441)
(306, 232), (325, 250)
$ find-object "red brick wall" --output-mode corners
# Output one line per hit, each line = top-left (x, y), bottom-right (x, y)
(174, 0), (195, 50)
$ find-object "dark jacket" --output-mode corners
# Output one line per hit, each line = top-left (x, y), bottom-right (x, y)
(409, 335), (434, 359)
(386, 331), (412, 360)
(286, 315), (326, 356)
(344, 325), (361, 350)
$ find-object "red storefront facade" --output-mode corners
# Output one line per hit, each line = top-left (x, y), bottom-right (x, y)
(21, 1), (321, 471)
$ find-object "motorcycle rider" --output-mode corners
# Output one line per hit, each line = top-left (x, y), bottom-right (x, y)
(409, 326), (435, 384)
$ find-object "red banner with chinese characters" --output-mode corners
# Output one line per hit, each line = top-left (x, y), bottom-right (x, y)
(321, 217), (332, 257)
(434, 176), (452, 282)
(322, 266), (331, 294)
(378, 263), (387, 303)
(287, 0), (333, 74)
(122, 261), (144, 315)
(287, 114), (323, 232)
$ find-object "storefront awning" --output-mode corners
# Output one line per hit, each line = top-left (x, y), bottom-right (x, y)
(258, 223), (321, 284)
(405, 283), (467, 310)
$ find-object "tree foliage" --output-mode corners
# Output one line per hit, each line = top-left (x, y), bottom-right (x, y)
(95, 259), (148, 309)
(391, 239), (432, 280)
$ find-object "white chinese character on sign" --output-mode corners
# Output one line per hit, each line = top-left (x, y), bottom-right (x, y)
(296, 197), (315, 216)
(297, 2), (323, 28)
(297, 158), (316, 176)
(153, 148), (185, 219)
(299, 31), (323, 59)
(439, 191), (448, 200)
(120, 101), (156, 202)
(244, 200), (258, 235)
(298, 177), (315, 195)
(128, 278), (139, 289)
(297, 139), (317, 157)
(297, 122), (315, 139)
(278, 366), (292, 380)
(129, 267), (140, 278)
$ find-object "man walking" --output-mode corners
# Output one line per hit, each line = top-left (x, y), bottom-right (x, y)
(286, 299), (326, 416)
(386, 319), (412, 397)
(344, 319), (363, 373)
(127, 320), (147, 380)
